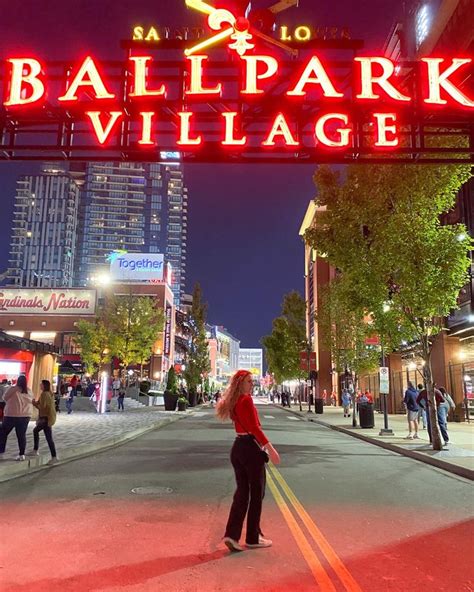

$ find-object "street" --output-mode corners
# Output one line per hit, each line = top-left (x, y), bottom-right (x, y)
(1, 403), (473, 592)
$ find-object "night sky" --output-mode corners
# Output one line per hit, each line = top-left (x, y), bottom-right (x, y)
(0, 0), (405, 347)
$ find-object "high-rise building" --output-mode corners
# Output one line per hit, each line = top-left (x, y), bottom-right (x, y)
(7, 163), (80, 288)
(73, 160), (188, 304)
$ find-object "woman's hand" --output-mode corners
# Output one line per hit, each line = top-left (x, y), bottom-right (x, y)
(265, 443), (280, 465)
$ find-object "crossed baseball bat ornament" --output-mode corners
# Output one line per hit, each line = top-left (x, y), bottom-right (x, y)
(185, 0), (298, 57)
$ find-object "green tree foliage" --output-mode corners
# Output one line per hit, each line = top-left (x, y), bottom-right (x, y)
(262, 291), (308, 384)
(307, 163), (472, 449)
(74, 317), (112, 377)
(106, 294), (164, 372)
(184, 283), (211, 394)
(317, 278), (380, 379)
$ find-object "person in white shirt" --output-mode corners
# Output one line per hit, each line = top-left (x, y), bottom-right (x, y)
(0, 375), (34, 461)
(112, 377), (121, 398)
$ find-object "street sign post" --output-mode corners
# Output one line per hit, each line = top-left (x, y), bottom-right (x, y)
(379, 366), (393, 436)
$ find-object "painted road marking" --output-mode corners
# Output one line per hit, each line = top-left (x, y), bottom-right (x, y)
(286, 416), (300, 421)
(266, 470), (337, 592)
(268, 464), (363, 592)
(263, 415), (276, 419)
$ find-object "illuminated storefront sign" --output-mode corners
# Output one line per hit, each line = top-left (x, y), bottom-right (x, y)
(109, 253), (165, 283)
(2, 55), (472, 148)
(0, 290), (96, 315)
(0, 0), (472, 163)
(163, 303), (172, 358)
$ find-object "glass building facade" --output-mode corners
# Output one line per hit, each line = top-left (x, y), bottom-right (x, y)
(7, 163), (79, 288)
(73, 161), (188, 305)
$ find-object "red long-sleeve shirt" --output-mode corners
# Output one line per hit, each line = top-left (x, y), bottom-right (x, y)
(232, 393), (269, 447)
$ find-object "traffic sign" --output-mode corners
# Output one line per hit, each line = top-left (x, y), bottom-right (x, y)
(379, 366), (390, 394)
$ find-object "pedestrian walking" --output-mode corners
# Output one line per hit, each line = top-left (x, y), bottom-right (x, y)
(416, 385), (446, 445)
(403, 381), (420, 439)
(216, 370), (280, 552)
(29, 380), (58, 463)
(0, 375), (34, 461)
(439, 386), (456, 420)
(112, 376), (121, 398)
(117, 388), (125, 411)
(341, 389), (352, 417)
(330, 391), (337, 406)
(416, 383), (427, 429)
(437, 386), (454, 446)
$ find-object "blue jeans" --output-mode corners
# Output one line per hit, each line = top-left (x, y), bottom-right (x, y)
(66, 398), (73, 414)
(437, 404), (449, 444)
(0, 416), (30, 455)
(418, 408), (427, 428)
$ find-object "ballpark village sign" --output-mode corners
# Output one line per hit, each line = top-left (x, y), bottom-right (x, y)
(0, 0), (473, 163)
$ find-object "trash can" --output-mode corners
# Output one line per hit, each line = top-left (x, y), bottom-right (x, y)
(359, 403), (374, 428)
(315, 398), (324, 414)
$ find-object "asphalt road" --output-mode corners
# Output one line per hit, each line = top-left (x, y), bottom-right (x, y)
(1, 403), (473, 592)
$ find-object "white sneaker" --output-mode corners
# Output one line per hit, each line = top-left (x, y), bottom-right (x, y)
(246, 536), (272, 549)
(404, 434), (414, 440)
(15, 455), (26, 461)
(27, 450), (39, 456)
(413, 433), (420, 439)
(223, 537), (244, 552)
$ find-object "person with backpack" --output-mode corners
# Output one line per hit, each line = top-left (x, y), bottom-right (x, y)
(0, 375), (34, 461)
(29, 380), (58, 463)
(216, 370), (280, 553)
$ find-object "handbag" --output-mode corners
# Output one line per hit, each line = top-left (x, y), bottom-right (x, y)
(233, 405), (269, 464)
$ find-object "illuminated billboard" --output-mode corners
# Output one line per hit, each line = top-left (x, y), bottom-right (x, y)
(109, 253), (165, 283)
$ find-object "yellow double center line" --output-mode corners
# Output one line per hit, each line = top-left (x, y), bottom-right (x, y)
(266, 464), (363, 592)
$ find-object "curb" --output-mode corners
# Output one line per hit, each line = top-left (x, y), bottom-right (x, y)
(273, 404), (474, 481)
(0, 410), (197, 484)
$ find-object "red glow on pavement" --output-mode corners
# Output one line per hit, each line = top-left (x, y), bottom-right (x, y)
(2, 496), (473, 591)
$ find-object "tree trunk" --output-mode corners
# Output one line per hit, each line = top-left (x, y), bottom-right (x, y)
(421, 337), (443, 451)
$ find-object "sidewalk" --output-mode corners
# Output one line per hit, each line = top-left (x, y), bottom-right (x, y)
(0, 404), (199, 483)
(277, 404), (474, 480)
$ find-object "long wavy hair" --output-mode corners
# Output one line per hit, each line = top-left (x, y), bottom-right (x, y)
(216, 370), (252, 421)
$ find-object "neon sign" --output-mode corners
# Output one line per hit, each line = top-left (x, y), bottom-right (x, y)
(0, 0), (472, 164)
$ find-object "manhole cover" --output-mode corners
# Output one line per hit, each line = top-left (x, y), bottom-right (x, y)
(131, 486), (174, 496)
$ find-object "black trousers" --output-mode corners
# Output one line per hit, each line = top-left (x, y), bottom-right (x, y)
(0, 416), (30, 455)
(224, 436), (266, 545)
(33, 417), (57, 457)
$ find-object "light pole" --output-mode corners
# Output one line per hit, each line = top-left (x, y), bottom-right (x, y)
(379, 304), (394, 436)
(379, 344), (393, 435)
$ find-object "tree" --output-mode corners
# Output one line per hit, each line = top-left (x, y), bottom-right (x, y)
(184, 283), (211, 396)
(317, 278), (380, 426)
(307, 162), (472, 449)
(74, 317), (112, 377)
(106, 294), (164, 376)
(262, 291), (308, 385)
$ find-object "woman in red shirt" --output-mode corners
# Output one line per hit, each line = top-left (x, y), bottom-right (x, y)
(216, 370), (280, 552)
